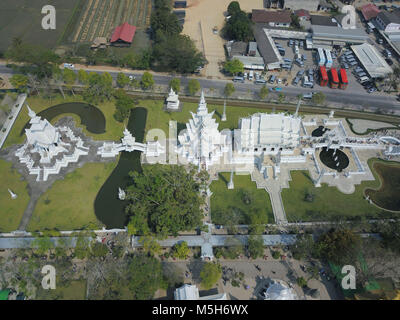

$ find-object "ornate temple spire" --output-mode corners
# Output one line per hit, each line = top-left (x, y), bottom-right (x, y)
(197, 90), (208, 114)
(26, 104), (36, 118)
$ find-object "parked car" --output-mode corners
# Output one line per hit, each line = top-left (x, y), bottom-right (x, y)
(368, 87), (377, 93)
(63, 63), (75, 70)
(297, 69), (305, 77)
(302, 92), (315, 99)
(385, 58), (393, 65)
(269, 75), (276, 84)
(255, 79), (267, 84)
(292, 76), (300, 86)
(343, 63), (349, 69)
(233, 76), (245, 83)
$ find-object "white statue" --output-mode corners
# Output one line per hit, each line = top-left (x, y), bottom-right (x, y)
(118, 188), (126, 200)
(8, 189), (17, 200)
(166, 88), (180, 110)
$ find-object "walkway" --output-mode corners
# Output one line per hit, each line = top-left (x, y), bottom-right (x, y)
(0, 93), (26, 149)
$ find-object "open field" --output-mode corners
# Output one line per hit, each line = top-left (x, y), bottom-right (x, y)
(27, 161), (117, 231)
(0, 160), (30, 232)
(0, 0), (81, 52)
(71, 0), (152, 43)
(210, 173), (274, 225)
(36, 279), (87, 300)
(3, 94), (125, 149)
(182, 0), (264, 79)
(282, 159), (400, 222)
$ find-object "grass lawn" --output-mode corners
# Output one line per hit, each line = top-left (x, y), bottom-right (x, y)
(36, 279), (87, 300)
(141, 100), (275, 140)
(0, 160), (30, 232)
(210, 173), (274, 225)
(3, 94), (125, 149)
(27, 161), (118, 231)
(282, 159), (399, 222)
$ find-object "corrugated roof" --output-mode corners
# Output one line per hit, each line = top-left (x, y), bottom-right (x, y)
(310, 15), (337, 26)
(360, 4), (380, 21)
(253, 26), (282, 65)
(110, 22), (136, 43)
(312, 25), (368, 42)
(351, 43), (393, 78)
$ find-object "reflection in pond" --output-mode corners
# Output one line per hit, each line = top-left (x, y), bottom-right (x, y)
(21, 103), (106, 135)
(312, 126), (329, 137)
(94, 107), (147, 228)
(319, 147), (349, 172)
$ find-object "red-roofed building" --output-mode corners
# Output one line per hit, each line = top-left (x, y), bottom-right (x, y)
(294, 9), (311, 21)
(360, 3), (380, 22)
(110, 22), (136, 47)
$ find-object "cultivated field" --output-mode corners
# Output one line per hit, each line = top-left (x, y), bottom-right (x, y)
(70, 0), (153, 43)
(0, 0), (81, 52)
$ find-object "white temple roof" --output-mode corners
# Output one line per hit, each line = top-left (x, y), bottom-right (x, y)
(264, 281), (298, 300)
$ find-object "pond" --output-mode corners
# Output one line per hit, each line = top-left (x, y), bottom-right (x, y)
(94, 107), (147, 229)
(366, 161), (400, 212)
(20, 102), (106, 135)
(312, 126), (329, 137)
(319, 147), (349, 172)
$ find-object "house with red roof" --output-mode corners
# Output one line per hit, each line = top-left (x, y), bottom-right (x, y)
(294, 9), (311, 21)
(110, 22), (136, 47)
(360, 3), (380, 22)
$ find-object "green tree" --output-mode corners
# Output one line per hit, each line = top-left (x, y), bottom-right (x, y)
(315, 229), (361, 265)
(247, 235), (264, 259)
(311, 92), (326, 105)
(227, 1), (241, 16)
(83, 72), (114, 104)
(152, 34), (205, 73)
(128, 254), (165, 300)
(74, 235), (91, 259)
(259, 85), (269, 99)
(141, 72), (155, 90)
(116, 72), (130, 88)
(224, 83), (236, 97)
(187, 79), (201, 95)
(169, 78), (181, 93)
(278, 92), (285, 103)
(291, 14), (301, 29)
(297, 276), (308, 288)
(32, 236), (54, 255)
(77, 69), (89, 85)
(140, 235), (162, 256)
(224, 58), (244, 75)
(172, 241), (190, 259)
(200, 262), (222, 290)
(223, 9), (253, 42)
(126, 165), (204, 238)
(113, 89), (134, 122)
(9, 74), (29, 92)
(62, 68), (77, 94)
(91, 242), (109, 258)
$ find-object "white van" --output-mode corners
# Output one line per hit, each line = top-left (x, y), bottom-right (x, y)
(359, 76), (370, 83)
(249, 70), (254, 80)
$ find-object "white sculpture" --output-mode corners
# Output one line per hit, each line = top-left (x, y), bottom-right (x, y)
(227, 171), (234, 189)
(118, 188), (126, 200)
(8, 189), (17, 200)
(329, 110), (335, 118)
(221, 100), (227, 122)
(166, 88), (180, 110)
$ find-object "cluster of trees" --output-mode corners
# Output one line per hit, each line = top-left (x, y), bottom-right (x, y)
(200, 262), (222, 290)
(126, 165), (204, 238)
(150, 0), (205, 73)
(224, 58), (244, 76)
(113, 89), (136, 122)
(223, 2), (253, 42)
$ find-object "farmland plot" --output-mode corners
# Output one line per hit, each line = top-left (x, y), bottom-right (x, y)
(71, 0), (153, 43)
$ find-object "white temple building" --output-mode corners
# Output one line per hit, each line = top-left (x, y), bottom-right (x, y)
(15, 106), (89, 182)
(176, 91), (231, 170)
(174, 284), (227, 300)
(263, 280), (298, 300)
(234, 113), (301, 156)
(165, 88), (180, 110)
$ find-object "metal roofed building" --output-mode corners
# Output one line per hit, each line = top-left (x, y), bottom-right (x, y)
(174, 284), (227, 300)
(312, 25), (368, 46)
(284, 0), (319, 12)
(225, 41), (266, 70)
(351, 43), (393, 78)
(252, 9), (292, 27)
(253, 26), (283, 70)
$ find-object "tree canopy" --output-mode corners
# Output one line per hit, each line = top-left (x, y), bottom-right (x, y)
(127, 254), (165, 300)
(224, 83), (236, 97)
(187, 79), (201, 96)
(141, 72), (155, 90)
(169, 78), (181, 93)
(200, 262), (222, 290)
(82, 72), (114, 104)
(126, 165), (204, 238)
(224, 58), (244, 75)
(247, 235), (264, 259)
(223, 7), (253, 42)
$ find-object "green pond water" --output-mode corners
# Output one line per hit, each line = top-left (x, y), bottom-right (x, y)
(94, 107), (147, 228)
(21, 102), (106, 135)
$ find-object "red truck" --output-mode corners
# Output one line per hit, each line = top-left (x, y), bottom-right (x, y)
(330, 68), (339, 89)
(339, 68), (348, 90)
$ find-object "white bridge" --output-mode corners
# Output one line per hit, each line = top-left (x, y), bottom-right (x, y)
(98, 128), (164, 158)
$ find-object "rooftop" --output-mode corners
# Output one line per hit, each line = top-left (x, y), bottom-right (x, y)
(253, 26), (282, 65)
(351, 43), (393, 78)
(360, 3), (380, 21)
(377, 10), (400, 26)
(312, 25), (368, 42)
(110, 22), (136, 43)
(310, 14), (338, 27)
(252, 9), (292, 24)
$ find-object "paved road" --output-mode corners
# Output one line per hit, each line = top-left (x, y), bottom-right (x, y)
(1, 64), (399, 111)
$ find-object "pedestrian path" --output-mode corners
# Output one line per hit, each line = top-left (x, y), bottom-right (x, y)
(0, 93), (27, 149)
